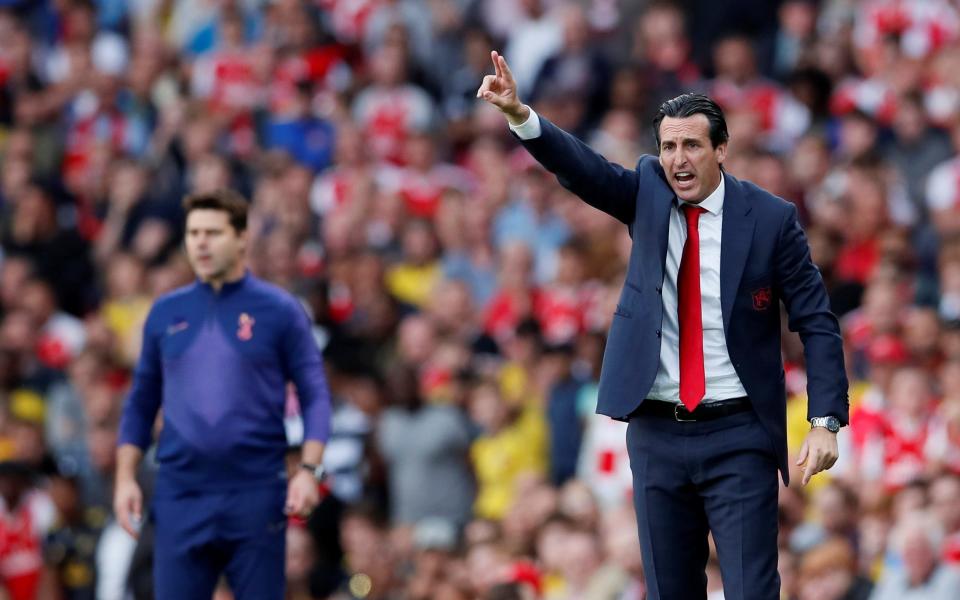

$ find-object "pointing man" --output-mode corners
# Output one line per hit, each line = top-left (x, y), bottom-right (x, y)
(479, 51), (848, 599)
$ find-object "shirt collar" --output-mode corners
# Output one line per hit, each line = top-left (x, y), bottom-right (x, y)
(677, 174), (725, 216)
(197, 270), (251, 295)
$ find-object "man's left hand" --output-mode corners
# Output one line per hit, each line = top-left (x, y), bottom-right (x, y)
(796, 427), (839, 486)
(285, 470), (320, 517)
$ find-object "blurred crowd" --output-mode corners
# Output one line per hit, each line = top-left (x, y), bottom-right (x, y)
(2, 0), (960, 599)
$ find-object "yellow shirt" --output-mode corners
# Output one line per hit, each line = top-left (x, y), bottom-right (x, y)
(786, 380), (869, 492)
(101, 296), (152, 365)
(385, 262), (441, 308)
(471, 400), (548, 520)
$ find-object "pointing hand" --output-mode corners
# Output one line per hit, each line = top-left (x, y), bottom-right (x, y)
(476, 51), (529, 125)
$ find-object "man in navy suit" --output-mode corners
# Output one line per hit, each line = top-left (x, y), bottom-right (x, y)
(478, 51), (848, 599)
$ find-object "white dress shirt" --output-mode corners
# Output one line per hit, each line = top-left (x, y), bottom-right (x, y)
(511, 109), (747, 404)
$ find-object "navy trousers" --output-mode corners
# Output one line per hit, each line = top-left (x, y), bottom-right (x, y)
(626, 409), (780, 600)
(152, 484), (287, 599)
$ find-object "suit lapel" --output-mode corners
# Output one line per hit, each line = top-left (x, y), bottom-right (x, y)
(719, 173), (755, 334)
(650, 166), (675, 285)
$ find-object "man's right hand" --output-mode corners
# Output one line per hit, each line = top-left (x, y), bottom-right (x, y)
(476, 51), (530, 126)
(114, 477), (143, 539)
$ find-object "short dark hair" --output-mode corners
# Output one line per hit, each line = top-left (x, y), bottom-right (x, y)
(182, 189), (248, 233)
(653, 93), (729, 149)
(483, 583), (525, 600)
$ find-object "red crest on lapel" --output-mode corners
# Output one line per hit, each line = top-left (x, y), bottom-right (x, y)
(752, 287), (772, 311)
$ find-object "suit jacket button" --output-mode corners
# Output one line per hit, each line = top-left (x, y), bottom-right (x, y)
(656, 286), (662, 294)
(655, 329), (661, 337)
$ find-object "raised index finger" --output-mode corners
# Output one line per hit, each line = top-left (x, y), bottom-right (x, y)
(497, 53), (515, 85)
(491, 50), (502, 78)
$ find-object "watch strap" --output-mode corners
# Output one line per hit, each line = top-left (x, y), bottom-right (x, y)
(810, 416), (840, 432)
(300, 462), (326, 481)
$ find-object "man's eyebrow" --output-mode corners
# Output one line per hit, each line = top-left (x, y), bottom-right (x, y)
(661, 137), (704, 145)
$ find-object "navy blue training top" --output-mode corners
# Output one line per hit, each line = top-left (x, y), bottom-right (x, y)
(117, 272), (332, 494)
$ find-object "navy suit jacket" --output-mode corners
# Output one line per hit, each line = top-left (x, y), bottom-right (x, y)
(520, 117), (849, 483)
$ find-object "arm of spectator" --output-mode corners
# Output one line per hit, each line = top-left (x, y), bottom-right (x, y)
(93, 201), (136, 266)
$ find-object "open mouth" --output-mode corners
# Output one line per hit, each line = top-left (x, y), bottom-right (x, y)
(675, 171), (695, 184)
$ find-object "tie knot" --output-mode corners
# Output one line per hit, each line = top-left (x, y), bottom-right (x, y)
(681, 204), (704, 227)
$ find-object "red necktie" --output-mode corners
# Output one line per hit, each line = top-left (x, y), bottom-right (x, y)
(679, 204), (705, 411)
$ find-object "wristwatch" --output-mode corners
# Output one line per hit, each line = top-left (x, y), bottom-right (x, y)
(300, 462), (326, 482)
(810, 416), (841, 433)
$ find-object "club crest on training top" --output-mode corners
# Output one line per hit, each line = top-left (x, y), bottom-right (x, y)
(237, 312), (255, 340)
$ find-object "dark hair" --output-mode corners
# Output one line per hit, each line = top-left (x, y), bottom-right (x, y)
(483, 583), (526, 600)
(182, 189), (248, 233)
(653, 93), (729, 149)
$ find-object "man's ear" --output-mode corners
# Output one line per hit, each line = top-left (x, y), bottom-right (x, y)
(715, 142), (728, 167)
(238, 229), (249, 254)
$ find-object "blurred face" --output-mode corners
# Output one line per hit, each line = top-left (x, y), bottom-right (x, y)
(406, 135), (435, 170)
(402, 222), (437, 264)
(816, 485), (855, 533)
(221, 17), (244, 47)
(561, 7), (589, 50)
(888, 369), (930, 417)
(839, 117), (877, 158)
(930, 477), (960, 532)
(469, 384), (508, 433)
(110, 163), (147, 207)
(780, 1), (816, 37)
(863, 283), (900, 334)
(11, 422), (44, 465)
(903, 309), (941, 356)
(19, 281), (56, 326)
(108, 257), (146, 299)
(798, 566), (852, 600)
(902, 530), (937, 585)
(465, 544), (509, 594)
(397, 316), (436, 365)
(48, 477), (79, 519)
(641, 7), (688, 70)
(193, 156), (231, 194)
(894, 101), (926, 141)
(714, 38), (756, 82)
(184, 209), (247, 285)
(372, 45), (406, 86)
(559, 481), (598, 527)
(658, 114), (726, 203)
(499, 242), (534, 287)
(2, 156), (31, 198)
(429, 281), (472, 328)
(556, 249), (585, 285)
(559, 531), (601, 587)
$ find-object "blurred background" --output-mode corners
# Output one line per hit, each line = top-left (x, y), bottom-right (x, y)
(0, 0), (960, 598)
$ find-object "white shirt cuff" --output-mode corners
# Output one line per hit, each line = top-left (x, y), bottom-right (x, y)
(508, 107), (542, 139)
